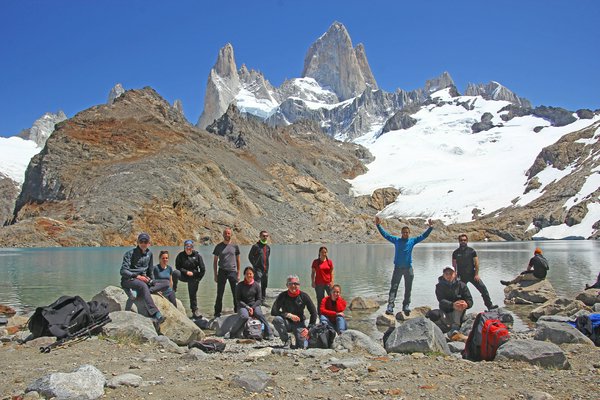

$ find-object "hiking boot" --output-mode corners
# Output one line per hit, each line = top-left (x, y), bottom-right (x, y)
(487, 304), (499, 311)
(450, 332), (468, 342)
(500, 280), (510, 286)
(192, 309), (203, 319)
(402, 305), (411, 316)
(153, 311), (166, 324)
(385, 306), (394, 316)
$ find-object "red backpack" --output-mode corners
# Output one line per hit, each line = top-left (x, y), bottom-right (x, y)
(463, 311), (510, 361)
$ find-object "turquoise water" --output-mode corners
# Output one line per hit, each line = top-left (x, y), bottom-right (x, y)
(1, 241), (598, 315)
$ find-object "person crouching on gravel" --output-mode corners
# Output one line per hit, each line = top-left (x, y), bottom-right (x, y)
(271, 275), (317, 349)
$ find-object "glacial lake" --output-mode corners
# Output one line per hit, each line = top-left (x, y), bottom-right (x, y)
(1, 241), (598, 319)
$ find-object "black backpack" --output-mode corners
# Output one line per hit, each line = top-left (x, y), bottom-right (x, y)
(307, 323), (337, 349)
(188, 338), (226, 353)
(28, 296), (109, 340)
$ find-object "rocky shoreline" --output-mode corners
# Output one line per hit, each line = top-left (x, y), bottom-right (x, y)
(1, 283), (599, 400)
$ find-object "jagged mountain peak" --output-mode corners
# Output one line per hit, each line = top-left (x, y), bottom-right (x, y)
(301, 22), (374, 100)
(424, 72), (456, 94)
(465, 81), (531, 108)
(107, 83), (125, 104)
(214, 43), (238, 78)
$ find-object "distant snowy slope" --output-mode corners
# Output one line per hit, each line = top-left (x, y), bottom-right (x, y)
(0, 136), (40, 184)
(349, 88), (600, 225)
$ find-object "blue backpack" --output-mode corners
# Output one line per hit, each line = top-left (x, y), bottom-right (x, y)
(575, 313), (600, 346)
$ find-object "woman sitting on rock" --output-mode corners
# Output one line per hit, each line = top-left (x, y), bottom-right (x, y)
(319, 284), (347, 333)
(151, 250), (177, 307)
(229, 266), (273, 339)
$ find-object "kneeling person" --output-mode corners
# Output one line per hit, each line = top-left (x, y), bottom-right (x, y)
(427, 266), (473, 341)
(319, 284), (347, 333)
(271, 275), (317, 349)
(229, 266), (273, 339)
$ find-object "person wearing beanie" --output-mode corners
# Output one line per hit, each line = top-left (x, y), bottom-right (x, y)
(174, 239), (206, 318)
(500, 247), (549, 286)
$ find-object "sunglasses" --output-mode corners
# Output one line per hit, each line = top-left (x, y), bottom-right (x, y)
(287, 282), (300, 286)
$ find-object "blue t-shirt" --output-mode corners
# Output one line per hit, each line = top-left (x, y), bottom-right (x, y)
(152, 264), (173, 281)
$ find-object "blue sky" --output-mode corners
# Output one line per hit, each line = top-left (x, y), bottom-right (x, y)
(1, 0), (598, 137)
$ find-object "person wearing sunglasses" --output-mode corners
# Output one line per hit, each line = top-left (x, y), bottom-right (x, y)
(271, 275), (317, 349)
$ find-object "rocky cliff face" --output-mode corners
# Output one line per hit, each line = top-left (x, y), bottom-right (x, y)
(465, 81), (531, 108)
(18, 111), (67, 147)
(108, 83), (125, 104)
(0, 173), (19, 225)
(1, 88), (380, 247)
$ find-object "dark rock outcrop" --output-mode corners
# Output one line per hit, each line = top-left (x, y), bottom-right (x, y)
(533, 106), (577, 127)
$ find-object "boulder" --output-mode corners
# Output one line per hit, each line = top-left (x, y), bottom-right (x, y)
(26, 364), (106, 399)
(384, 317), (450, 355)
(152, 294), (204, 345)
(106, 373), (143, 388)
(504, 279), (557, 304)
(575, 289), (600, 307)
(230, 370), (275, 393)
(395, 306), (431, 322)
(182, 347), (209, 361)
(529, 297), (590, 321)
(376, 313), (396, 327)
(103, 311), (158, 342)
(349, 297), (379, 310)
(495, 339), (570, 369)
(534, 320), (594, 345)
(333, 329), (386, 356)
(212, 315), (241, 337)
(92, 286), (134, 313)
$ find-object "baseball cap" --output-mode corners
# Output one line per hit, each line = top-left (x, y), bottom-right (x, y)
(443, 266), (456, 272)
(184, 240), (194, 247)
(138, 232), (150, 242)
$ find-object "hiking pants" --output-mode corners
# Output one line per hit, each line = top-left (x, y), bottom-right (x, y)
(272, 316), (307, 348)
(319, 314), (347, 333)
(314, 284), (331, 314)
(214, 269), (238, 317)
(150, 279), (177, 307)
(121, 278), (159, 316)
(460, 275), (494, 309)
(388, 268), (414, 310)
(254, 268), (269, 300)
(172, 270), (202, 312)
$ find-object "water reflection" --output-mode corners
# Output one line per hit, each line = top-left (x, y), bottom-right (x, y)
(0, 241), (598, 316)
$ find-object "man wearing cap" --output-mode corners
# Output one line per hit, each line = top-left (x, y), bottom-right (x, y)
(212, 227), (241, 318)
(174, 240), (206, 318)
(375, 216), (434, 316)
(427, 265), (473, 341)
(452, 234), (498, 310)
(501, 247), (549, 286)
(120, 233), (165, 324)
(248, 230), (271, 302)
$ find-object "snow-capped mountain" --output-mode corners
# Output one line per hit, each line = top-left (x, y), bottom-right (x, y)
(198, 21), (599, 239)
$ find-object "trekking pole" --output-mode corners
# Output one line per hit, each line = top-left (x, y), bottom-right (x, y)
(40, 315), (111, 353)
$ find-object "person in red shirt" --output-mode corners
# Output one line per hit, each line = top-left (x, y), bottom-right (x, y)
(311, 246), (334, 312)
(319, 284), (347, 333)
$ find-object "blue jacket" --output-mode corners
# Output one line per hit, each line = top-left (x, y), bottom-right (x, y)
(377, 224), (432, 268)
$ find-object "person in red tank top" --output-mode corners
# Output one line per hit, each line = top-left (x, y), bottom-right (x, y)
(311, 246), (334, 313)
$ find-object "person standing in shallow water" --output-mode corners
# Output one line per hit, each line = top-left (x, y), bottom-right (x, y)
(248, 230), (271, 302)
(311, 246), (334, 312)
(375, 216), (433, 316)
(452, 234), (498, 311)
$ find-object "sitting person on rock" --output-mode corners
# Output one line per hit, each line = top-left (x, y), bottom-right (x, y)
(585, 271), (600, 290)
(426, 265), (473, 342)
(271, 275), (317, 349)
(229, 266), (273, 339)
(500, 248), (549, 286)
(319, 284), (347, 334)
(120, 233), (165, 324)
(151, 250), (177, 307)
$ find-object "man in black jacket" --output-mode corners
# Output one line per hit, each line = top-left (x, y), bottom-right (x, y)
(271, 275), (317, 349)
(248, 230), (270, 301)
(427, 265), (473, 341)
(173, 240), (206, 318)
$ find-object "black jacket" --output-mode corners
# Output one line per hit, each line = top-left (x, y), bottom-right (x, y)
(271, 291), (317, 325)
(235, 280), (262, 309)
(435, 276), (473, 313)
(248, 242), (270, 272)
(175, 250), (206, 280)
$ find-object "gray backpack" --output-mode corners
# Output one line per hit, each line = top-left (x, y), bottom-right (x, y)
(243, 318), (263, 340)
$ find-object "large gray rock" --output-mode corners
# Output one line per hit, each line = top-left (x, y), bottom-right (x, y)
(504, 279), (557, 304)
(103, 311), (158, 342)
(26, 364), (106, 399)
(106, 373), (143, 388)
(333, 329), (386, 356)
(495, 339), (570, 369)
(153, 294), (204, 345)
(395, 305), (432, 322)
(384, 317), (450, 355)
(376, 313), (396, 327)
(529, 297), (590, 321)
(349, 297), (379, 310)
(230, 370), (275, 393)
(534, 320), (594, 345)
(92, 285), (136, 313)
(575, 288), (600, 306)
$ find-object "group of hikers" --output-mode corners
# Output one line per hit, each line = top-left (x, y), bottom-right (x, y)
(119, 216), (556, 347)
